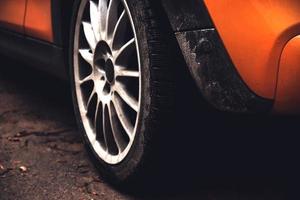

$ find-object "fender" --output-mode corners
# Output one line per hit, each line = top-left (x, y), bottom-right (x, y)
(161, 0), (272, 113)
(0, 0), (26, 33)
(24, 0), (74, 45)
(273, 36), (300, 114)
(161, 0), (213, 31)
(24, 0), (53, 42)
(204, 0), (300, 99)
(51, 0), (74, 46)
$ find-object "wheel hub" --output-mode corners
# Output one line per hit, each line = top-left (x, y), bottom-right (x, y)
(93, 41), (115, 92)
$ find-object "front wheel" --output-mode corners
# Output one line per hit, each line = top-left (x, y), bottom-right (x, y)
(70, 0), (175, 184)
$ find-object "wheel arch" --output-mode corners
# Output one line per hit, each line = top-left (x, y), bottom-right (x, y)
(51, 0), (76, 47)
(161, 0), (273, 113)
(204, 0), (300, 99)
(273, 35), (300, 114)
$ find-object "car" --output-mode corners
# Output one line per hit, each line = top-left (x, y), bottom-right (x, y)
(1, 0), (300, 185)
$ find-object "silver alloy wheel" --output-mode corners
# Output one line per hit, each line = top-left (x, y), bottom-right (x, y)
(73, 0), (141, 164)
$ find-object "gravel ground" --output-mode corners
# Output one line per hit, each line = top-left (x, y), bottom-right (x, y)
(0, 57), (298, 199)
(0, 58), (134, 200)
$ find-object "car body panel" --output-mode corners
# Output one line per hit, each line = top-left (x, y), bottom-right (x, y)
(204, 0), (300, 100)
(273, 36), (300, 114)
(24, 0), (53, 42)
(0, 0), (26, 33)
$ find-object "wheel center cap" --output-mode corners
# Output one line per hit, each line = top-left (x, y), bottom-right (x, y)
(105, 59), (115, 84)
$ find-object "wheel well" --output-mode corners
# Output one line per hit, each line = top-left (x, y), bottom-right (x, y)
(51, 0), (76, 47)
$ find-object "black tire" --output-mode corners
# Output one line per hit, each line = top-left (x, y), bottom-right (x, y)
(69, 0), (175, 185)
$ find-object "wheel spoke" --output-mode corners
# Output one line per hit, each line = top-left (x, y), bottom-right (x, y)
(103, 104), (119, 154)
(102, 105), (109, 151)
(114, 82), (139, 112)
(98, 0), (108, 33)
(79, 49), (94, 66)
(115, 67), (139, 78)
(79, 74), (93, 85)
(94, 100), (107, 147)
(108, 103), (123, 152)
(106, 0), (119, 38)
(93, 99), (101, 128)
(112, 95), (134, 139)
(112, 10), (129, 49)
(93, 78), (106, 94)
(114, 38), (135, 64)
(82, 22), (97, 51)
(86, 89), (96, 111)
(90, 0), (101, 41)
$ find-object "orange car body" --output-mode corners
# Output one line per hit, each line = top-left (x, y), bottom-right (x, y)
(0, 0), (53, 41)
(1, 0), (300, 114)
(205, 0), (300, 114)
(24, 0), (53, 42)
(0, 0), (27, 33)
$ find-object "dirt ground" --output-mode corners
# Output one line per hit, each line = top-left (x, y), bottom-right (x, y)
(0, 57), (298, 200)
(0, 58), (134, 200)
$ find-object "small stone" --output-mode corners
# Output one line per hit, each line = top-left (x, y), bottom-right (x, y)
(15, 131), (31, 138)
(19, 166), (28, 172)
(7, 137), (20, 142)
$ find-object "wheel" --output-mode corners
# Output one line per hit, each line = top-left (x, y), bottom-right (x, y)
(70, 0), (174, 184)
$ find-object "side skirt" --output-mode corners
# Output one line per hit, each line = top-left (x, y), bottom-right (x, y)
(0, 29), (67, 80)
